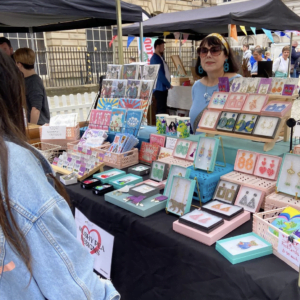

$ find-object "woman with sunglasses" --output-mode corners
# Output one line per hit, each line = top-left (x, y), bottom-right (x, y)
(190, 33), (241, 133)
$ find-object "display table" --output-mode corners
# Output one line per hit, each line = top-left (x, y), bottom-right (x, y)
(65, 170), (299, 300)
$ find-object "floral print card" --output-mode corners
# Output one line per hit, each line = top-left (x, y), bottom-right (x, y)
(124, 109), (143, 135)
(109, 107), (127, 133)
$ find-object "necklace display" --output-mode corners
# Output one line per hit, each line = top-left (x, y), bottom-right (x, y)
(203, 73), (225, 102)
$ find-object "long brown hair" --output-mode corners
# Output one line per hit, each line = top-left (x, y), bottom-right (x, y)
(0, 50), (70, 276)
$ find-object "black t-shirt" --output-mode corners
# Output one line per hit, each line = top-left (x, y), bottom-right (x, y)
(24, 74), (50, 125)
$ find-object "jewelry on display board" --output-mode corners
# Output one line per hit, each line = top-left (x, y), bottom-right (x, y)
(209, 116), (217, 127)
(271, 82), (278, 93)
(249, 97), (258, 110)
(285, 162), (295, 186)
(204, 114), (210, 126)
(245, 154), (254, 171)
(224, 186), (235, 202)
(198, 143), (205, 161)
(259, 158), (267, 175)
(296, 171), (300, 190)
(277, 82), (283, 93)
(238, 152), (246, 169)
(267, 160), (275, 177)
(225, 114), (236, 129)
(216, 183), (227, 198)
(247, 194), (256, 209)
(206, 144), (212, 161)
(239, 191), (249, 205)
(235, 115), (246, 132)
(218, 113), (228, 128)
(245, 116), (256, 133)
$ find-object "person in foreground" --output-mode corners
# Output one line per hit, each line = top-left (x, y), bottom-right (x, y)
(14, 48), (50, 125)
(0, 52), (119, 300)
(191, 33), (241, 133)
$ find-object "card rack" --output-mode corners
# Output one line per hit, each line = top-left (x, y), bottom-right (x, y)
(197, 95), (296, 152)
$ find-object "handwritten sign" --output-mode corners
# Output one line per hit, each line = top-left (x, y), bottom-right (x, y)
(165, 137), (177, 150)
(42, 126), (66, 140)
(277, 232), (300, 268)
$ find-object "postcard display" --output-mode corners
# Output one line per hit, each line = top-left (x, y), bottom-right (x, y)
(197, 77), (297, 152)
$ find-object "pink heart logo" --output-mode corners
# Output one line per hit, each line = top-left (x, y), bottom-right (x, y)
(81, 226), (101, 255)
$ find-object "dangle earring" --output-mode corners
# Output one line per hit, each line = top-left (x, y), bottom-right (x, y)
(239, 191), (249, 205)
(198, 143), (205, 161)
(285, 161), (295, 186)
(238, 153), (246, 169)
(247, 194), (257, 209)
(245, 154), (254, 171)
(216, 183), (227, 199)
(206, 144), (212, 161)
(267, 160), (275, 177)
(224, 59), (229, 72)
(296, 171), (300, 190)
(198, 64), (204, 74)
(259, 158), (267, 174)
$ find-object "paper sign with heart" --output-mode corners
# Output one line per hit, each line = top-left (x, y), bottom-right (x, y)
(81, 225), (102, 255)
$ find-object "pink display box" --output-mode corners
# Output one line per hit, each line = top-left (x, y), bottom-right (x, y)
(264, 192), (300, 211)
(172, 139), (193, 160)
(293, 145), (300, 155)
(207, 91), (230, 110)
(223, 93), (249, 112)
(150, 134), (166, 148)
(135, 179), (167, 189)
(241, 94), (269, 115)
(173, 210), (250, 246)
(158, 156), (193, 171)
(261, 101), (293, 117)
(234, 149), (258, 174)
(198, 110), (221, 130)
(253, 154), (282, 181)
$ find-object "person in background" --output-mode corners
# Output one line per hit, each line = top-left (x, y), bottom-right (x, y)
(190, 33), (241, 133)
(251, 48), (265, 76)
(14, 48), (50, 125)
(242, 44), (251, 72)
(150, 39), (173, 114)
(129, 57), (136, 63)
(0, 51), (120, 300)
(265, 51), (272, 61)
(272, 46), (289, 77)
(291, 41), (300, 78)
(250, 45), (265, 68)
(0, 37), (14, 59)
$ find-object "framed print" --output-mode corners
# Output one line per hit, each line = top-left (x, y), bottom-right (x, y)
(261, 101), (292, 117)
(129, 184), (159, 198)
(173, 139), (192, 159)
(186, 141), (198, 162)
(123, 64), (139, 80)
(150, 161), (168, 182)
(139, 80), (154, 101)
(216, 112), (238, 132)
(165, 137), (178, 150)
(166, 176), (196, 216)
(234, 150), (258, 174)
(179, 209), (224, 233)
(235, 186), (265, 213)
(252, 116), (281, 139)
(201, 200), (244, 221)
(119, 98), (142, 109)
(198, 110), (221, 130)
(257, 78), (272, 94)
(125, 80), (141, 99)
(106, 64), (122, 79)
(253, 154), (282, 181)
(216, 232), (272, 264)
(171, 54), (187, 76)
(208, 92), (230, 110)
(230, 77), (244, 93)
(277, 153), (300, 197)
(109, 107), (126, 133)
(150, 134), (166, 148)
(100, 79), (114, 98)
(224, 93), (248, 111)
(112, 80), (127, 98)
(109, 174), (143, 189)
(194, 137), (219, 172)
(271, 78), (285, 95)
(139, 142), (160, 165)
(163, 165), (191, 198)
(142, 65), (160, 81)
(97, 98), (119, 110)
(233, 113), (258, 135)
(93, 169), (126, 183)
(124, 109), (143, 135)
(158, 147), (173, 160)
(128, 164), (151, 176)
(213, 180), (240, 204)
(241, 94), (269, 114)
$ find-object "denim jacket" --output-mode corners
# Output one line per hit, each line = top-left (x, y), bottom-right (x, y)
(0, 141), (120, 300)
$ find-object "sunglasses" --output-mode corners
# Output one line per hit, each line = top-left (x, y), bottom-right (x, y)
(200, 46), (224, 57)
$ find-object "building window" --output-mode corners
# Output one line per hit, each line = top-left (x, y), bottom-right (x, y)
(3, 32), (47, 75)
(223, 0), (231, 2)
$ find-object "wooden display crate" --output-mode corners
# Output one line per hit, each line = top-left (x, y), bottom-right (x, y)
(171, 77), (190, 86)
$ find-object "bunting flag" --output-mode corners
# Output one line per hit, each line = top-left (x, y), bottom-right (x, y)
(182, 33), (189, 45)
(109, 35), (117, 48)
(174, 32), (180, 43)
(262, 28), (274, 42)
(250, 27), (256, 35)
(285, 30), (300, 36)
(230, 25), (238, 42)
(163, 31), (171, 37)
(240, 26), (247, 36)
(127, 36), (135, 48)
(274, 31), (290, 39)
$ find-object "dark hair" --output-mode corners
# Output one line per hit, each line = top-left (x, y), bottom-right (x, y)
(253, 47), (263, 55)
(243, 44), (249, 49)
(154, 38), (165, 49)
(0, 37), (12, 48)
(0, 51), (70, 279)
(198, 35), (239, 76)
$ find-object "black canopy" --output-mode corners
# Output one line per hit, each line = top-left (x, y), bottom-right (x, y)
(0, 0), (143, 33)
(118, 0), (300, 40)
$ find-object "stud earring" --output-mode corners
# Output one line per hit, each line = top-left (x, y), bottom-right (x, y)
(224, 59), (229, 72)
(239, 191), (249, 205)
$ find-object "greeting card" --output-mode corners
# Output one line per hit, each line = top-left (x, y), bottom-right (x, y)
(208, 92), (230, 110)
(142, 65), (160, 81)
(218, 77), (230, 92)
(224, 93), (248, 111)
(125, 109), (143, 134)
(140, 100), (149, 123)
(256, 78), (272, 94)
(109, 107), (127, 133)
(198, 110), (221, 130)
(241, 94), (269, 114)
(139, 142), (160, 164)
(139, 80), (154, 100)
(253, 154), (282, 181)
(123, 64), (139, 80)
(233, 113), (258, 135)
(125, 80), (141, 99)
(158, 147), (173, 160)
(150, 134), (166, 148)
(112, 80), (127, 98)
(165, 137), (177, 150)
(89, 109), (112, 130)
(119, 98), (142, 109)
(100, 79), (113, 98)
(106, 64), (122, 79)
(97, 98), (119, 110)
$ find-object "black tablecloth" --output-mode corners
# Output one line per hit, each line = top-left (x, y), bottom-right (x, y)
(66, 181), (300, 300)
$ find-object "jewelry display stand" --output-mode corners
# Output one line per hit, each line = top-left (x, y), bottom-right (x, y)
(264, 190), (300, 211)
(197, 95), (296, 152)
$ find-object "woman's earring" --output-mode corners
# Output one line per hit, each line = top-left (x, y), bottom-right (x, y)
(224, 59), (229, 72)
(198, 64), (204, 74)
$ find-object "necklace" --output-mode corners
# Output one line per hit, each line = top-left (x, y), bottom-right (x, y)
(204, 73), (225, 102)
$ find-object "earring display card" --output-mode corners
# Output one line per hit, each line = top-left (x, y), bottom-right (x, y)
(129, 184), (159, 198)
(256, 78), (272, 94)
(109, 174), (143, 189)
(198, 110), (221, 130)
(233, 113), (258, 135)
(163, 165), (191, 198)
(128, 164), (151, 176)
(208, 92), (230, 110)
(234, 150), (258, 174)
(216, 232), (272, 264)
(284, 78), (298, 95)
(158, 147), (173, 160)
(242, 94), (269, 114)
(93, 169), (126, 183)
(165, 137), (178, 150)
(277, 153), (300, 197)
(173, 139), (193, 159)
(253, 154), (282, 181)
(246, 78), (260, 94)
(230, 77), (244, 93)
(223, 93), (248, 111)
(150, 134), (166, 148)
(213, 180), (240, 204)
(216, 112), (238, 132)
(252, 116), (281, 139)
(234, 186), (265, 213)
(179, 209), (224, 233)
(166, 176), (196, 216)
(186, 142), (198, 162)
(271, 78), (285, 95)
(194, 137), (219, 172)
(150, 161), (168, 182)
(218, 78), (230, 93)
(261, 101), (292, 117)
(202, 200), (244, 221)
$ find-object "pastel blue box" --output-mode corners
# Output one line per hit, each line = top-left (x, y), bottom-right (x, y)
(105, 191), (166, 217)
(93, 169), (125, 183)
(108, 173), (143, 189)
(216, 232), (273, 264)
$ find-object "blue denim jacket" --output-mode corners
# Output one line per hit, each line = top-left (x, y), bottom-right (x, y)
(0, 141), (120, 300)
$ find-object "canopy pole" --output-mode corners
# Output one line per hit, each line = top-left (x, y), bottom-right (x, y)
(227, 24), (231, 47)
(179, 33), (182, 58)
(29, 28), (36, 52)
(193, 40), (196, 59)
(115, 0), (124, 65)
(139, 22), (144, 62)
(288, 32), (293, 78)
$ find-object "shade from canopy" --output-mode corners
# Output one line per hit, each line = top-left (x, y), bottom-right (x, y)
(118, 0), (300, 40)
(0, 0), (144, 33)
